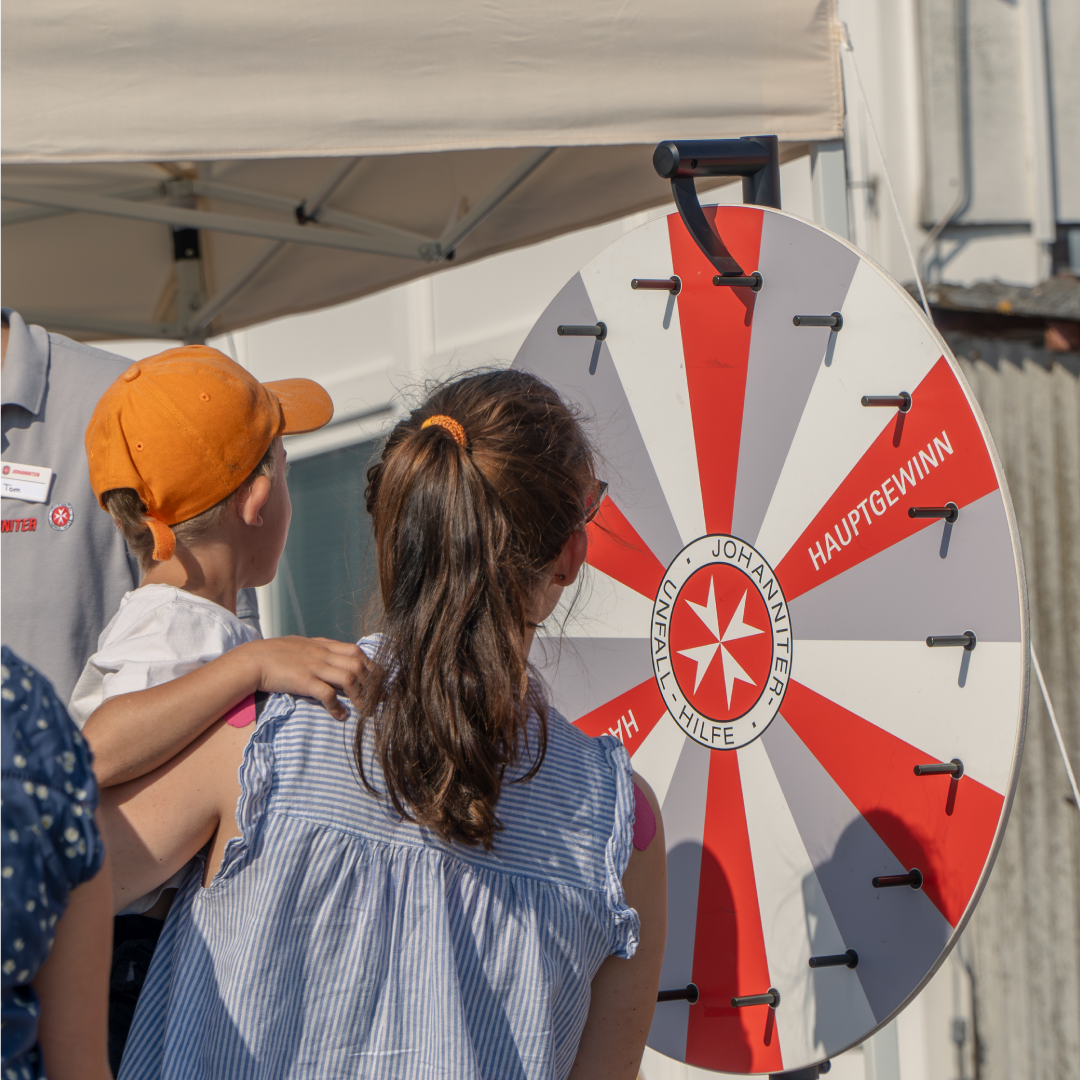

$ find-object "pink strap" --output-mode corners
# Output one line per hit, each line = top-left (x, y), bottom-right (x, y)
(223, 693), (257, 728)
(633, 782), (657, 851)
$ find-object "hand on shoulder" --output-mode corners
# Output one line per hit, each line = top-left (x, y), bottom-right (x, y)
(235, 636), (369, 720)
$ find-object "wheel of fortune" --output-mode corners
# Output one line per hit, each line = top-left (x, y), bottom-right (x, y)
(514, 204), (1028, 1075)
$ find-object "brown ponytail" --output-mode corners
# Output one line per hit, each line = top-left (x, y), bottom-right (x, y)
(356, 370), (595, 848)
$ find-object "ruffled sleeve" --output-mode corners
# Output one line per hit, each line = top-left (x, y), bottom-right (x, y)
(211, 693), (296, 886)
(597, 734), (641, 960)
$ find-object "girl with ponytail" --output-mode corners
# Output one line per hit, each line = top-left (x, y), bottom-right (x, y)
(102, 370), (667, 1080)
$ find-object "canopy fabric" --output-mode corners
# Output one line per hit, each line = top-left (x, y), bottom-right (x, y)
(1, 0), (843, 340)
(3, 0), (842, 163)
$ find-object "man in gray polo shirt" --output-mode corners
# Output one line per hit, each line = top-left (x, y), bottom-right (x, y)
(1, 309), (260, 704)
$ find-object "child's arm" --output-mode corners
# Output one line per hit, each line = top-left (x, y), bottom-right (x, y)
(100, 715), (251, 911)
(84, 636), (368, 787)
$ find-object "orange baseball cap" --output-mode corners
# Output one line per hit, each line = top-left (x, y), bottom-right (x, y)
(86, 345), (333, 560)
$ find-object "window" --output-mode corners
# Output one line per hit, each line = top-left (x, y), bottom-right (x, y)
(273, 440), (380, 641)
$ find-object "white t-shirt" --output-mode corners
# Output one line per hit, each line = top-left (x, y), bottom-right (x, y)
(69, 583), (260, 913)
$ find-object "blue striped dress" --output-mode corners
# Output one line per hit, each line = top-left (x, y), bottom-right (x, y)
(120, 649), (638, 1079)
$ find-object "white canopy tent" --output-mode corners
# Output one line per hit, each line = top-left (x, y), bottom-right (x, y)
(2, 0), (843, 341)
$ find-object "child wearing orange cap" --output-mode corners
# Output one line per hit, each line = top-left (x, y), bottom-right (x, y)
(66, 346), (368, 1070)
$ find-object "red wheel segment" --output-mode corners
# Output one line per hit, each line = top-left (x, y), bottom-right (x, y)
(686, 750), (782, 1074)
(668, 207), (763, 536)
(774, 356), (1000, 602)
(780, 679), (1004, 928)
(586, 497), (666, 600)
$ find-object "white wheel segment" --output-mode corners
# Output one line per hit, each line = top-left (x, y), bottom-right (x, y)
(517, 205), (1028, 1074)
(582, 216), (707, 546)
(731, 211), (861, 545)
(738, 737), (878, 1065)
(753, 256), (946, 563)
(515, 271), (685, 567)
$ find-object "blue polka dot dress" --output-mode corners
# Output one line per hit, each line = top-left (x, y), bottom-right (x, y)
(1, 647), (105, 1079)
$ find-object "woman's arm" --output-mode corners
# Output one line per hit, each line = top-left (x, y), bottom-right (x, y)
(100, 718), (249, 913)
(85, 636), (367, 787)
(32, 835), (114, 1080)
(570, 774), (667, 1080)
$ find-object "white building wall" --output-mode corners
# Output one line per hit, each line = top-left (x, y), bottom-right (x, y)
(840, 0), (1077, 289)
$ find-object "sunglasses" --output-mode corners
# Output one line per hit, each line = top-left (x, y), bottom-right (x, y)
(583, 480), (609, 525)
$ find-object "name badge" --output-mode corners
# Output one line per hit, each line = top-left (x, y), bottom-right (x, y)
(1, 461), (54, 504)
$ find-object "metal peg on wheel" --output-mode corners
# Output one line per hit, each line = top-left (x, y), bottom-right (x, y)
(872, 869), (923, 889)
(731, 988), (780, 1008)
(631, 276), (681, 293)
(793, 312), (843, 329)
(712, 272), (763, 291)
(808, 949), (859, 969)
(556, 322), (607, 340)
(909, 502), (959, 523)
(914, 759), (964, 778)
(926, 631), (976, 650)
(861, 392), (912, 412)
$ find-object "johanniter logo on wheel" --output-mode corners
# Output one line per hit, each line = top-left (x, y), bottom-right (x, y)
(652, 535), (791, 750)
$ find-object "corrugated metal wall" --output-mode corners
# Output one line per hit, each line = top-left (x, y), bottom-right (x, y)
(951, 334), (1080, 1080)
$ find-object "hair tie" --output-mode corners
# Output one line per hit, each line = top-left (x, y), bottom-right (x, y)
(421, 415), (468, 448)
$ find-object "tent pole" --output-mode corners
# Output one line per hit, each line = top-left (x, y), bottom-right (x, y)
(4, 155), (551, 265)
(295, 158), (360, 222)
(2, 184), (427, 259)
(1, 183), (166, 227)
(168, 181), (209, 335)
(437, 147), (554, 258)
(186, 155), (385, 338)
(185, 241), (285, 341)
(190, 180), (431, 245)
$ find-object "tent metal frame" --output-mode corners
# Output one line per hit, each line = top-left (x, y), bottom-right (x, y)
(3, 148), (553, 341)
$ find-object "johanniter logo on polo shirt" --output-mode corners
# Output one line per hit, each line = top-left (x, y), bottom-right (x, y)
(48, 504), (74, 531)
(652, 536), (791, 750)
